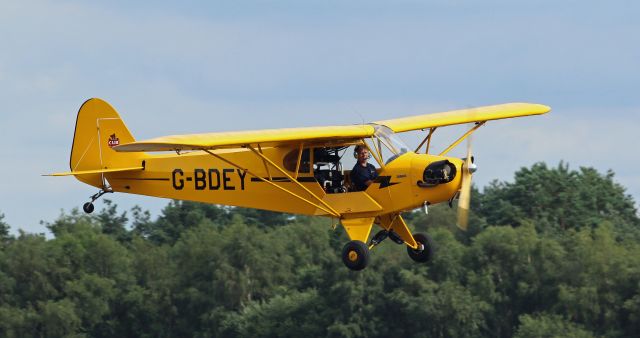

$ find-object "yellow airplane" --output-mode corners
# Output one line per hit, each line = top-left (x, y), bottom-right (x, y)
(48, 98), (549, 270)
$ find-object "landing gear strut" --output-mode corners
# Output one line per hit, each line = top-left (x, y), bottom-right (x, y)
(368, 229), (404, 249)
(82, 188), (113, 214)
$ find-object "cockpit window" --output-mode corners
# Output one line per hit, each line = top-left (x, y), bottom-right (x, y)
(283, 148), (310, 173)
(371, 125), (410, 164)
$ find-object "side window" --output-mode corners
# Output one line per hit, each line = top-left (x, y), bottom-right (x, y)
(342, 145), (358, 171)
(313, 147), (346, 193)
(283, 148), (310, 173)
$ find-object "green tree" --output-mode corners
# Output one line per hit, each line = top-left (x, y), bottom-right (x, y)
(515, 313), (594, 338)
(149, 200), (230, 244)
(464, 223), (566, 337)
(477, 162), (639, 237)
(0, 213), (12, 244)
(218, 290), (326, 338)
(130, 205), (152, 238)
(64, 273), (116, 332)
(36, 299), (82, 338)
(232, 208), (292, 228)
(120, 237), (176, 337)
(555, 223), (640, 337)
(3, 162), (639, 338)
(3, 232), (59, 305)
(95, 199), (129, 242)
(381, 272), (489, 338)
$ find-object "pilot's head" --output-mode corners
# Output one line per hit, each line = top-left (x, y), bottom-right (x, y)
(354, 145), (370, 165)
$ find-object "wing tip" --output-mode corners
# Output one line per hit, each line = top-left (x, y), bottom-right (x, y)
(511, 102), (551, 114)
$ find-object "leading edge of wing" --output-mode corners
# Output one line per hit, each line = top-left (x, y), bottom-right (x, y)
(373, 102), (551, 133)
(114, 124), (375, 152)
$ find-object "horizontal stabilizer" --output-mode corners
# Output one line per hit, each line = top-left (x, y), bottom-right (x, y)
(44, 166), (144, 177)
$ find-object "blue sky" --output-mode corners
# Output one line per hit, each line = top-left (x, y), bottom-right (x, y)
(1, 0), (638, 233)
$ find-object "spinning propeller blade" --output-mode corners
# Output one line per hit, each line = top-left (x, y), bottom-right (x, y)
(457, 135), (473, 231)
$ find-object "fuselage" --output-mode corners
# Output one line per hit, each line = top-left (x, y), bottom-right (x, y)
(104, 146), (464, 219)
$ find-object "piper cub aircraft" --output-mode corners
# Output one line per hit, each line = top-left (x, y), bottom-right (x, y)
(49, 99), (549, 270)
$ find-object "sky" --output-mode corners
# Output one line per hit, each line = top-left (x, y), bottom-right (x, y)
(1, 0), (638, 234)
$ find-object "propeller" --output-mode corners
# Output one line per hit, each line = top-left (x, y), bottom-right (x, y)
(456, 134), (474, 231)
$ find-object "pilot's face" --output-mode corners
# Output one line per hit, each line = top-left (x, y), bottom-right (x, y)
(357, 148), (369, 163)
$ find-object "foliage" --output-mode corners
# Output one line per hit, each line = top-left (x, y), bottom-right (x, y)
(0, 213), (11, 245)
(0, 162), (639, 337)
(477, 162), (639, 237)
(515, 313), (594, 338)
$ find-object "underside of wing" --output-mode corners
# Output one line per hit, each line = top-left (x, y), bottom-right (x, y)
(114, 125), (375, 152)
(374, 103), (550, 133)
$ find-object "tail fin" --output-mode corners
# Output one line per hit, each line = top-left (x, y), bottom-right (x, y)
(69, 98), (146, 188)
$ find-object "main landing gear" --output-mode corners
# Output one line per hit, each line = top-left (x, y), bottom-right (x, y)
(340, 231), (436, 270)
(341, 241), (370, 271)
(407, 233), (435, 263)
(82, 188), (113, 214)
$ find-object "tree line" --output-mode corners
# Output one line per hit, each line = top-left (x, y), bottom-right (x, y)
(0, 162), (639, 337)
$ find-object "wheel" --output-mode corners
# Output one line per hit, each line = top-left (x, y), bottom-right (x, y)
(83, 202), (95, 214)
(341, 240), (370, 271)
(407, 233), (435, 263)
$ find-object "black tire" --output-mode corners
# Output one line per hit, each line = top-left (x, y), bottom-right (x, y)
(83, 202), (94, 214)
(407, 233), (435, 263)
(341, 240), (370, 271)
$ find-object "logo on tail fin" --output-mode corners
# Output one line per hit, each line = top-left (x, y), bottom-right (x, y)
(108, 134), (120, 148)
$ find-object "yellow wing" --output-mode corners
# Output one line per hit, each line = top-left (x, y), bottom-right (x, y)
(114, 102), (549, 153)
(114, 125), (374, 152)
(374, 103), (550, 133)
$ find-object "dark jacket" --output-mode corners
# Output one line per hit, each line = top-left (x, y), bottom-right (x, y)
(350, 163), (378, 191)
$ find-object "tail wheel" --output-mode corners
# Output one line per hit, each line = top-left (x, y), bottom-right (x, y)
(341, 240), (370, 271)
(83, 202), (95, 214)
(407, 233), (435, 263)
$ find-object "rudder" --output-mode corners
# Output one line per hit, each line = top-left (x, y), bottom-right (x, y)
(70, 98), (145, 188)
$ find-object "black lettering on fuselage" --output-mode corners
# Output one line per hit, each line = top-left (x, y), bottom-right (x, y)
(208, 169), (220, 190)
(171, 168), (247, 191)
(194, 169), (207, 190)
(237, 169), (246, 190)
(223, 169), (235, 190)
(172, 169), (184, 190)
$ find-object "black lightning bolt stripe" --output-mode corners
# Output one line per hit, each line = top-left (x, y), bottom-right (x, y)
(374, 176), (399, 188)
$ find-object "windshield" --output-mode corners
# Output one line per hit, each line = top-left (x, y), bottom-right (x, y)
(371, 125), (410, 164)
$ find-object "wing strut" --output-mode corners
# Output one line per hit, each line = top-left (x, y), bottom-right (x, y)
(247, 145), (342, 217)
(294, 142), (304, 179)
(414, 127), (437, 154)
(201, 148), (341, 218)
(257, 144), (272, 180)
(364, 139), (385, 168)
(438, 122), (485, 156)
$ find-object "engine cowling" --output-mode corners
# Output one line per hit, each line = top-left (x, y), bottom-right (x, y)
(417, 160), (457, 187)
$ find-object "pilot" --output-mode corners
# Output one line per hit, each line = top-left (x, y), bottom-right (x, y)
(350, 145), (378, 191)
